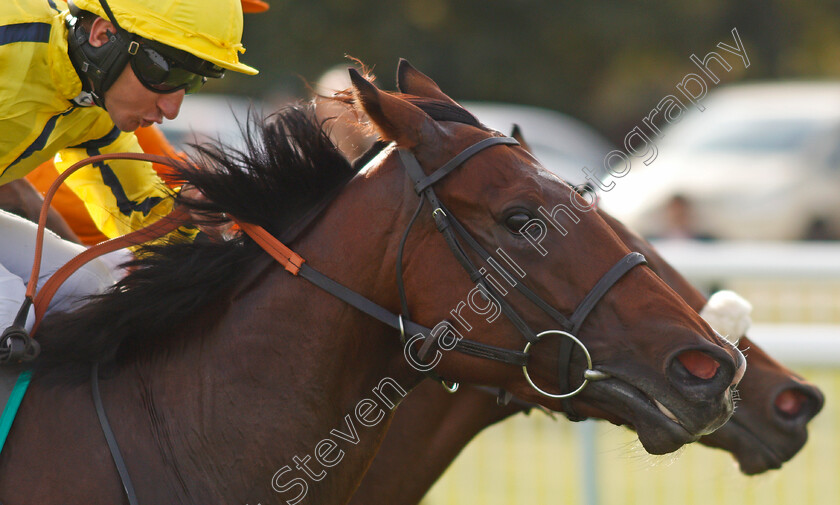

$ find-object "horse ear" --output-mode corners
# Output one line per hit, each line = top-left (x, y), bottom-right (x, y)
(349, 67), (443, 148)
(396, 58), (460, 106)
(510, 124), (534, 154)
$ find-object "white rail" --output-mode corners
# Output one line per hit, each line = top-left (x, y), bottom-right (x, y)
(649, 239), (840, 366)
(649, 239), (840, 281)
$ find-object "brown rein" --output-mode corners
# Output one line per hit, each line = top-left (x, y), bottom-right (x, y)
(14, 151), (313, 505)
(25, 152), (299, 335)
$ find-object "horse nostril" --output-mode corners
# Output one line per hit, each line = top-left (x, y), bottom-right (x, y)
(774, 387), (822, 423)
(676, 350), (720, 380)
(668, 346), (735, 403)
(775, 389), (806, 417)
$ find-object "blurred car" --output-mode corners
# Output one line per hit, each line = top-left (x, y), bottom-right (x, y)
(463, 102), (615, 187)
(598, 81), (840, 240)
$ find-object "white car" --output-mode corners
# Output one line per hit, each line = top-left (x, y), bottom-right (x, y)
(598, 82), (840, 240)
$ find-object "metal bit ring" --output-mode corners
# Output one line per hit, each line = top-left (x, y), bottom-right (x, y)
(522, 330), (603, 399)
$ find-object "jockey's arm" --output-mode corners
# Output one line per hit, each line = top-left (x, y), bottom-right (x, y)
(0, 178), (80, 243)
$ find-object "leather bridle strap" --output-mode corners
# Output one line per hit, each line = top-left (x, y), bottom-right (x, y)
(21, 152), (191, 335)
(411, 136), (520, 193)
(557, 251), (647, 419)
(30, 207), (191, 334)
(235, 223), (529, 367)
(91, 363), (138, 505)
(236, 222), (305, 275)
(301, 263), (528, 367)
(24, 153), (186, 303)
(442, 208), (646, 417)
(442, 208), (575, 331)
(396, 137), (649, 405)
(569, 252), (647, 333)
(399, 143), (542, 347)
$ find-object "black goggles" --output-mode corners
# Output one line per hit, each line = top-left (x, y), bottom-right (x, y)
(129, 42), (224, 95)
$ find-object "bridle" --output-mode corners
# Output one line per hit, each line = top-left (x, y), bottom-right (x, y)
(393, 135), (646, 412)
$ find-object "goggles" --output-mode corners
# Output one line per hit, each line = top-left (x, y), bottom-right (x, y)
(129, 41), (224, 95)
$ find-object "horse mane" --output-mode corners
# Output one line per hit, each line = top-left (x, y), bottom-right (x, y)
(35, 103), (356, 380)
(34, 94), (484, 382)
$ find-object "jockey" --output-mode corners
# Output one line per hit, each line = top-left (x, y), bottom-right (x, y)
(23, 0), (269, 246)
(0, 0), (258, 361)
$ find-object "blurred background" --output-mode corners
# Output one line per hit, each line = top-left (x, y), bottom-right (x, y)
(212, 0), (840, 145)
(163, 1), (840, 504)
(183, 0), (840, 242)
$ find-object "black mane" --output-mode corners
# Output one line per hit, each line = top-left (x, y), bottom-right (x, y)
(34, 95), (485, 381)
(35, 104), (356, 378)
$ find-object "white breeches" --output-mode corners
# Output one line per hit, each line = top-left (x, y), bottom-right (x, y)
(1, 209), (122, 332)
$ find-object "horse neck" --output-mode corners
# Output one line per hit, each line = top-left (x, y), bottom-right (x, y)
(95, 153), (427, 502)
(597, 208), (707, 310)
(0, 155), (430, 503)
(351, 381), (522, 505)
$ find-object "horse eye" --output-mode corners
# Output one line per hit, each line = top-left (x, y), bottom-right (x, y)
(504, 212), (532, 233)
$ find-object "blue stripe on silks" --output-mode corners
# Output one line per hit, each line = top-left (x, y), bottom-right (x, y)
(70, 126), (122, 150)
(89, 147), (163, 217)
(1, 108), (75, 177)
(0, 22), (50, 45)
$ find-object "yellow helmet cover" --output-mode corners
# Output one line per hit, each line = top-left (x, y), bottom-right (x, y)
(71, 0), (258, 75)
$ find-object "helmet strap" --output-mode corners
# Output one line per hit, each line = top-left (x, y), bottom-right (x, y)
(65, 0), (139, 109)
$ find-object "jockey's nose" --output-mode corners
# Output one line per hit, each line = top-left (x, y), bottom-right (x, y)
(157, 90), (186, 120)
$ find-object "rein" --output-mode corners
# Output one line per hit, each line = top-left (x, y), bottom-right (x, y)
(0, 152), (193, 363)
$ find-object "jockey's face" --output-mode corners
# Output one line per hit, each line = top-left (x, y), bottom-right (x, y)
(87, 18), (186, 132)
(103, 63), (186, 132)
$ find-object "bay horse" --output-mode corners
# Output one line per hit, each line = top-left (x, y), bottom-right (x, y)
(306, 67), (822, 503)
(349, 208), (823, 505)
(334, 70), (823, 502)
(0, 62), (743, 504)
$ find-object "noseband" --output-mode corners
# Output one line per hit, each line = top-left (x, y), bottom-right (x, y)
(395, 135), (646, 409)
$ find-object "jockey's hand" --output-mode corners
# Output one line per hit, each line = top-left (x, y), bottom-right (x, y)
(178, 184), (234, 242)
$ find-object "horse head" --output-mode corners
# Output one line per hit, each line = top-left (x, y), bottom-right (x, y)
(588, 210), (824, 471)
(348, 60), (746, 454)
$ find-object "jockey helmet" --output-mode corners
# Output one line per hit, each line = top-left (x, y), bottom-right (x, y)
(66, 0), (257, 107)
